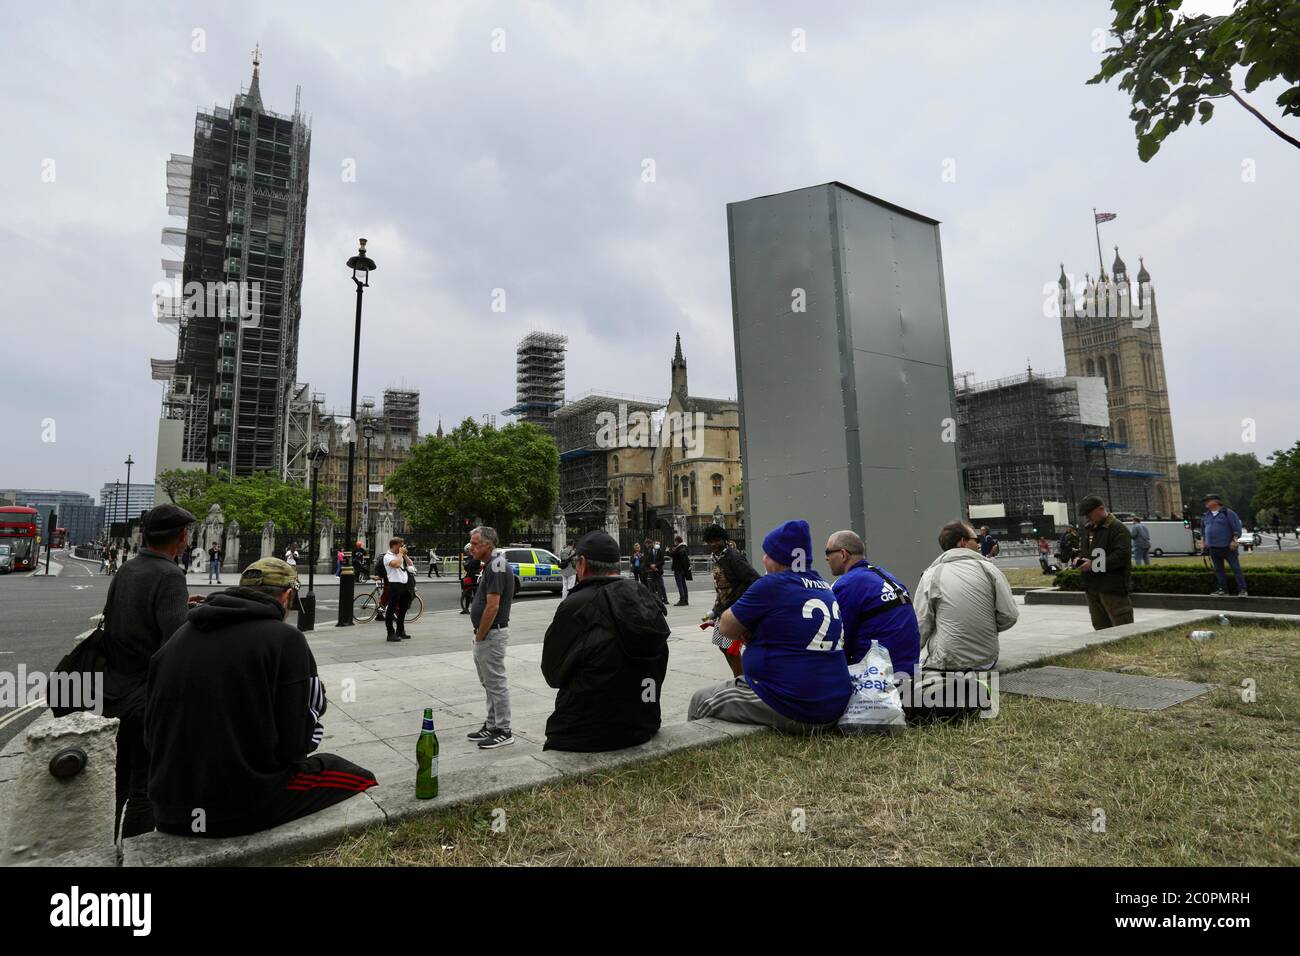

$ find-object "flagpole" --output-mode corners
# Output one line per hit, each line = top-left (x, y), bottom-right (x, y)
(1093, 207), (1106, 278)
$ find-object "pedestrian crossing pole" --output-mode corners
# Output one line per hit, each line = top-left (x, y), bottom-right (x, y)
(44, 510), (56, 575)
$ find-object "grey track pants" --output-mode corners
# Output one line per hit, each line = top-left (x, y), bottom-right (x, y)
(472, 628), (511, 732)
(687, 678), (828, 735)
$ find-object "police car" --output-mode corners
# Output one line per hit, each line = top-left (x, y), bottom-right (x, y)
(500, 545), (564, 597)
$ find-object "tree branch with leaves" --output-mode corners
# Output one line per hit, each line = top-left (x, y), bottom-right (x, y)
(1089, 0), (1300, 160)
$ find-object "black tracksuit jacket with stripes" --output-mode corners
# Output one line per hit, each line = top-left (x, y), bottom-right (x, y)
(145, 587), (326, 830)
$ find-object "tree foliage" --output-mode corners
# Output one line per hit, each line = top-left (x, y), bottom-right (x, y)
(158, 468), (331, 530)
(1089, 0), (1300, 161)
(387, 419), (560, 534)
(1252, 440), (1300, 524)
(1178, 452), (1262, 521)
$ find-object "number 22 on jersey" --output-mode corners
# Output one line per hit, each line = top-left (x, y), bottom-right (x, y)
(802, 598), (841, 651)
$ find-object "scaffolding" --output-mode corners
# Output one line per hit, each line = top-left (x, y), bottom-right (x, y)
(956, 368), (1164, 520)
(503, 331), (567, 434)
(382, 388), (420, 438)
(281, 382), (318, 486)
(163, 55), (311, 478)
(554, 391), (663, 522)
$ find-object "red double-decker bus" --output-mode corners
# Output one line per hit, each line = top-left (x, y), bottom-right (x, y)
(0, 506), (40, 572)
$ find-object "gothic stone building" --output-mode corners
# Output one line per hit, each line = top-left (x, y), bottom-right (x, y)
(1058, 248), (1183, 518)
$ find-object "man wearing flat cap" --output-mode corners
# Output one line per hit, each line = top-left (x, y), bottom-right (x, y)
(1073, 495), (1134, 630)
(145, 557), (376, 837)
(541, 531), (671, 751)
(101, 502), (197, 838)
(1200, 493), (1248, 597)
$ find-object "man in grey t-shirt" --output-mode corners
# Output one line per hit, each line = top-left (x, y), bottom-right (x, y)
(467, 526), (514, 749)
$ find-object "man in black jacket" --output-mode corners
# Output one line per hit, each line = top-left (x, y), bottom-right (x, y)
(669, 534), (691, 606)
(541, 531), (671, 752)
(645, 538), (669, 607)
(145, 558), (375, 838)
(102, 503), (196, 838)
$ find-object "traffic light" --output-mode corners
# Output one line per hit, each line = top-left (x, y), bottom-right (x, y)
(627, 501), (639, 525)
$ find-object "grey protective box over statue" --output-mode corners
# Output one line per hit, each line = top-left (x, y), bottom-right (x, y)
(727, 182), (965, 591)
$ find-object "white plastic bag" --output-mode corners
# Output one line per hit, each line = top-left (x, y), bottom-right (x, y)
(838, 640), (906, 735)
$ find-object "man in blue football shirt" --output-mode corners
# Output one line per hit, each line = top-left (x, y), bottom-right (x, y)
(824, 529), (920, 677)
(687, 519), (852, 733)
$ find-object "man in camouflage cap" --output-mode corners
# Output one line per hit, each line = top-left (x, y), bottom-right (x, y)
(145, 557), (376, 838)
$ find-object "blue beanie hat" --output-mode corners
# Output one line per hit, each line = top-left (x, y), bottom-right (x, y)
(762, 519), (812, 569)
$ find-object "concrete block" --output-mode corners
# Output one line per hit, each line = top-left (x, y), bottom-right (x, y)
(121, 790), (386, 867)
(1, 711), (120, 866)
(372, 754), (559, 824)
(11, 845), (121, 867)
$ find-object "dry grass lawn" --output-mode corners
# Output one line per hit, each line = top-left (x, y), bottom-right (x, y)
(300, 619), (1299, 867)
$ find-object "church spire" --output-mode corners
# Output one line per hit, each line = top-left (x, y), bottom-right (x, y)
(1112, 244), (1128, 280)
(247, 42), (264, 110)
(671, 333), (688, 398)
(435, 418), (444, 440)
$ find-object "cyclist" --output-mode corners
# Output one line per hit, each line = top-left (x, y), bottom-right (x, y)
(461, 545), (481, 615)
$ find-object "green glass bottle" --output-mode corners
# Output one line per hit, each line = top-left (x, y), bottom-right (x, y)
(416, 707), (439, 799)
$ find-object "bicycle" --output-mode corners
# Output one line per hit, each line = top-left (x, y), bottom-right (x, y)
(353, 579), (424, 624)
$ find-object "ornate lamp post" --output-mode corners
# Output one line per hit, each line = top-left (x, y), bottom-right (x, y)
(337, 239), (376, 626)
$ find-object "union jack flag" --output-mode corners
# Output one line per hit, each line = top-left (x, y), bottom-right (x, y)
(1094, 212), (1117, 223)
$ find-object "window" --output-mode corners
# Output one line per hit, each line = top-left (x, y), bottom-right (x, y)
(612, 455), (619, 474)
(712, 473), (724, 496)
(1109, 354), (1121, 387)
(1117, 419), (1127, 443)
(1086, 358), (1095, 377)
(505, 549), (534, 565)
(533, 550), (559, 566)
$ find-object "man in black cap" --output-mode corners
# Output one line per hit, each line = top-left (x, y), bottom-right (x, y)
(101, 502), (198, 838)
(1072, 495), (1133, 630)
(540, 531), (671, 752)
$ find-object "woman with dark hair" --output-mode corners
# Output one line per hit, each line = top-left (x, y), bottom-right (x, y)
(699, 524), (759, 679)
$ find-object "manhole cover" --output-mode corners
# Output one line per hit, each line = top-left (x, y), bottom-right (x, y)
(1000, 666), (1212, 711)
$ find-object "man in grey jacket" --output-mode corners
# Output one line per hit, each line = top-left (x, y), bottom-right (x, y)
(912, 520), (1019, 671)
(1130, 518), (1151, 566)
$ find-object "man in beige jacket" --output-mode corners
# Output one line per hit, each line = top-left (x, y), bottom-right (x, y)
(913, 520), (1019, 671)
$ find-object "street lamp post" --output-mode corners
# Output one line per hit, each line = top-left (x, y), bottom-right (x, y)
(363, 420), (375, 548)
(123, 454), (134, 545)
(337, 239), (376, 627)
(299, 443), (329, 631)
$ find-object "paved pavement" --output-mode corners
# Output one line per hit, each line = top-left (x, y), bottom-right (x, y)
(6, 557), (1298, 866)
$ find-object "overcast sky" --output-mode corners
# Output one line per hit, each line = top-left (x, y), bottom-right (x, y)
(3, 0), (1295, 500)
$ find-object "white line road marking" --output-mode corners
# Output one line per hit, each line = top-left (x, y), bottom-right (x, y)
(0, 698), (46, 732)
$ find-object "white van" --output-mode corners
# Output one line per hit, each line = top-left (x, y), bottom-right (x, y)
(1143, 521), (1197, 557)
